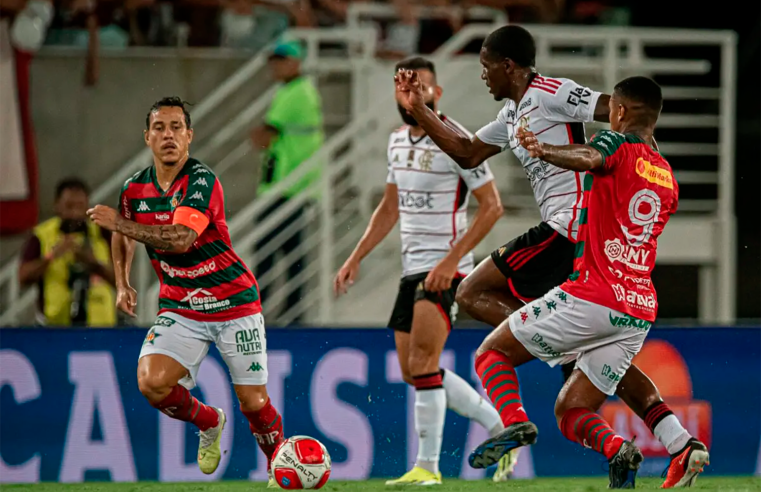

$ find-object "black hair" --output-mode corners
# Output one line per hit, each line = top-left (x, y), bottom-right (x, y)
(395, 56), (436, 76)
(482, 25), (536, 68)
(614, 76), (663, 116)
(146, 96), (192, 130)
(55, 177), (89, 200)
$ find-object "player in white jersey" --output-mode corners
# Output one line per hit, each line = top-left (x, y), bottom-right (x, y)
(335, 57), (516, 485)
(395, 26), (707, 488)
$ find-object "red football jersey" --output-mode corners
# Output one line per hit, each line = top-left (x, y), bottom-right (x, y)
(560, 130), (678, 321)
(119, 158), (261, 321)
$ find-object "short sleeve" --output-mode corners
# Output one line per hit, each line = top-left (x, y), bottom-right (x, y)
(540, 79), (602, 124)
(458, 160), (494, 190)
(386, 134), (397, 184)
(180, 164), (218, 215)
(475, 104), (511, 151)
(118, 180), (132, 219)
(587, 130), (626, 173)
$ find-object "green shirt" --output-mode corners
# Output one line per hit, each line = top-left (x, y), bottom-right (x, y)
(259, 76), (324, 198)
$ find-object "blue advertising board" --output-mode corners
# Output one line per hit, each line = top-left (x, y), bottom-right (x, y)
(1, 327), (760, 483)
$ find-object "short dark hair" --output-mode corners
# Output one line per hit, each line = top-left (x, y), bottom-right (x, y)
(395, 56), (436, 76)
(614, 76), (663, 115)
(55, 177), (89, 200)
(482, 25), (536, 68)
(146, 96), (192, 130)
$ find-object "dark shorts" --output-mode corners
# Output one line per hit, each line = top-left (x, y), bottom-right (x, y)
(490, 222), (576, 302)
(387, 272), (462, 333)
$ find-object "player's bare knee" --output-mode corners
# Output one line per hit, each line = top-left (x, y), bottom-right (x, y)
(407, 348), (438, 377)
(235, 385), (269, 413)
(137, 371), (173, 404)
(454, 279), (477, 315)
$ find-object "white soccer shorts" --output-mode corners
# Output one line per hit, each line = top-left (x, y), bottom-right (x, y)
(508, 287), (650, 395)
(139, 312), (268, 389)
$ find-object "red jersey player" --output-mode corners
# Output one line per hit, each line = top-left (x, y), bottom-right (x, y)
(87, 97), (284, 486)
(464, 77), (708, 489)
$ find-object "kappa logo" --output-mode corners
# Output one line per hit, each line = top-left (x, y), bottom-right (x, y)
(137, 201), (150, 212)
(247, 362), (264, 372)
(189, 191), (204, 201)
(193, 177), (208, 187)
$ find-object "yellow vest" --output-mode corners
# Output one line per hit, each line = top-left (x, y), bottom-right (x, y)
(34, 217), (116, 326)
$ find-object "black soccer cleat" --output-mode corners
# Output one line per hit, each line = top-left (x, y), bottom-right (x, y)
(608, 440), (644, 489)
(468, 421), (538, 469)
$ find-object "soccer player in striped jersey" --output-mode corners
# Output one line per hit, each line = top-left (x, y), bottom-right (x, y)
(87, 97), (283, 487)
(395, 26), (706, 488)
(335, 57), (514, 485)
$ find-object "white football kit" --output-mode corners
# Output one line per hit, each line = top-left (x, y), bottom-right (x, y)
(387, 115), (495, 278)
(476, 74), (602, 241)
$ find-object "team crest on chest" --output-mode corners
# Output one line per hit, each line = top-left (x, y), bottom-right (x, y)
(418, 150), (434, 172)
(170, 189), (183, 211)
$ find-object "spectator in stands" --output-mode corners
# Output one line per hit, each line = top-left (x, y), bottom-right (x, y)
(220, 0), (313, 51)
(18, 178), (116, 327)
(250, 40), (323, 323)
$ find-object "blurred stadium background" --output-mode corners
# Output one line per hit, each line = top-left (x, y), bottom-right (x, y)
(0, 0), (759, 486)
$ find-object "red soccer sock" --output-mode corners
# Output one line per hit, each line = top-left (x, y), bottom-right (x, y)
(560, 407), (625, 460)
(243, 398), (285, 469)
(475, 350), (529, 427)
(152, 385), (219, 431)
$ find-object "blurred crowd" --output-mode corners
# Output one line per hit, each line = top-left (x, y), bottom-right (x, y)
(2, 1), (629, 55)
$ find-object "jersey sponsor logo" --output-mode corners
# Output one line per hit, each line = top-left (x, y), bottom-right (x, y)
(122, 195), (131, 219)
(518, 98), (532, 112)
(161, 260), (217, 279)
(143, 327), (161, 345)
(398, 191), (434, 209)
(525, 161), (550, 183)
(171, 189), (183, 210)
(608, 266), (653, 288)
(506, 109), (516, 120)
(155, 213), (170, 221)
(608, 312), (651, 330)
(193, 177), (209, 187)
(189, 191), (204, 201)
(393, 136), (405, 143)
(611, 283), (656, 310)
(181, 287), (231, 311)
(471, 166), (488, 180)
(567, 86), (592, 107)
(604, 238), (651, 272)
(635, 158), (674, 189)
(530, 333), (561, 358)
(601, 364), (622, 383)
(153, 316), (176, 327)
(137, 201), (150, 212)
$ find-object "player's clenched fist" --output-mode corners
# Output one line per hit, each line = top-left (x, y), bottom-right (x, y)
(116, 285), (138, 317)
(516, 127), (545, 158)
(87, 205), (122, 231)
(334, 258), (359, 297)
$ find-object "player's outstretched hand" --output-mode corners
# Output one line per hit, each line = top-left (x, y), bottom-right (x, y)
(425, 255), (458, 292)
(116, 285), (138, 317)
(516, 127), (545, 158)
(334, 258), (359, 297)
(394, 69), (425, 112)
(87, 205), (122, 232)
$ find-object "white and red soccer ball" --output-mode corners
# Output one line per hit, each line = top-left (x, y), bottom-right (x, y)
(271, 436), (332, 489)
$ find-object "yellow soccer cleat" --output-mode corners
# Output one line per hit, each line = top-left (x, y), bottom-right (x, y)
(493, 447), (520, 482)
(267, 470), (280, 488)
(197, 407), (226, 475)
(385, 466), (442, 486)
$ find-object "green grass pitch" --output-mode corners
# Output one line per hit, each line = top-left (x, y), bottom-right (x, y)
(2, 477), (759, 492)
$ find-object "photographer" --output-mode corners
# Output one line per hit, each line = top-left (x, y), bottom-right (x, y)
(19, 178), (116, 326)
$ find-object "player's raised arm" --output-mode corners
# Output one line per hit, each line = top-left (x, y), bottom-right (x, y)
(516, 127), (603, 172)
(334, 182), (399, 296)
(395, 70), (501, 169)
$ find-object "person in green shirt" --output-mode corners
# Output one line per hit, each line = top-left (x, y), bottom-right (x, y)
(250, 40), (324, 322)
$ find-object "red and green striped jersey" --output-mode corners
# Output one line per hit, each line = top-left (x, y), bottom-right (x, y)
(118, 158), (260, 321)
(561, 131), (679, 322)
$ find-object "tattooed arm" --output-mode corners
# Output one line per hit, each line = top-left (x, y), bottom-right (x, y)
(88, 205), (198, 253)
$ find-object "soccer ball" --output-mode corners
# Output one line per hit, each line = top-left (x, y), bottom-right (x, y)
(271, 436), (332, 489)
